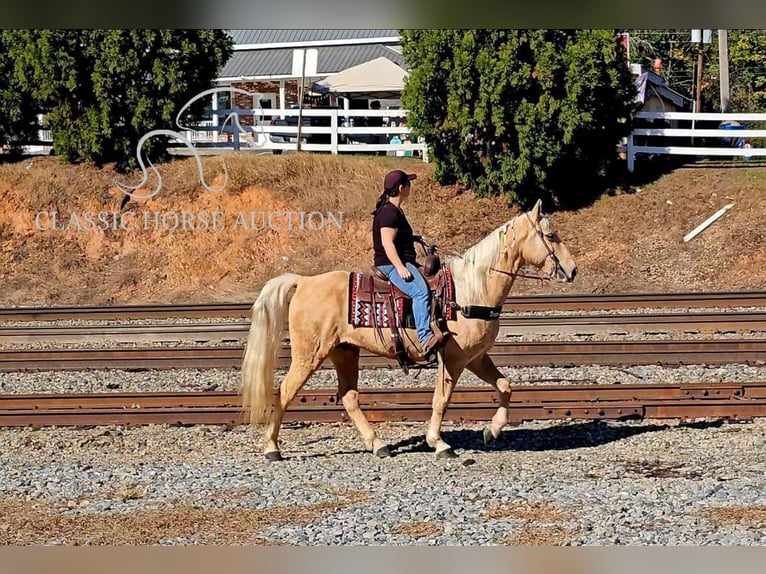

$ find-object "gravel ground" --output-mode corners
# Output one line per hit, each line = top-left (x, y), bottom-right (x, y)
(2, 363), (766, 394)
(501, 305), (766, 317)
(0, 416), (764, 545)
(0, 316), (251, 329)
(1, 305), (764, 350)
(1, 325), (765, 351)
(0, 309), (764, 546)
(0, 340), (246, 350)
(3, 305), (766, 329)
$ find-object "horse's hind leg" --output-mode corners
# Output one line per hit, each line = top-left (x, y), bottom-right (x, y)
(465, 352), (512, 445)
(263, 349), (326, 461)
(329, 345), (390, 458)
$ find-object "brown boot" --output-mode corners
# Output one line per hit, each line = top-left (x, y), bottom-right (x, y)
(421, 334), (442, 363)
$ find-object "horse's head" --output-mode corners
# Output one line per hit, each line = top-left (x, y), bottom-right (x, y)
(504, 199), (577, 283)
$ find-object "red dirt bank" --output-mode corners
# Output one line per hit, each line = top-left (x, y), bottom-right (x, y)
(0, 154), (764, 307)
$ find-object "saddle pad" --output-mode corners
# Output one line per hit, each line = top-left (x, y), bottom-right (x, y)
(348, 272), (409, 328)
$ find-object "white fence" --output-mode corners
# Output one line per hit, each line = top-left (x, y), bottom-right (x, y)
(177, 107), (429, 161)
(20, 108), (766, 170)
(627, 111), (766, 171)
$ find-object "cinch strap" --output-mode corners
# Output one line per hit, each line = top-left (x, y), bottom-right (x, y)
(453, 304), (502, 320)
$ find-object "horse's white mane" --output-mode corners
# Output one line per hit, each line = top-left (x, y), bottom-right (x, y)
(446, 215), (522, 306)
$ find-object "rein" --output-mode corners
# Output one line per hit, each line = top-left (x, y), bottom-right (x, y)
(488, 266), (551, 285)
(490, 212), (562, 283)
(421, 211), (563, 322)
(445, 212), (559, 285)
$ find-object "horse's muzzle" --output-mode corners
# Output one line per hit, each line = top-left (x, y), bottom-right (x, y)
(554, 265), (577, 283)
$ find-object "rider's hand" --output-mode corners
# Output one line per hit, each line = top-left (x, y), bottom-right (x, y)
(396, 265), (413, 281)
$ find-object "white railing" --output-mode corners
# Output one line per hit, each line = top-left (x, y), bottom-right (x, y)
(627, 111), (766, 171)
(184, 120), (216, 143)
(176, 107), (429, 161)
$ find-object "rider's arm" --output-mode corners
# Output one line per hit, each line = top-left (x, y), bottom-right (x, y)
(380, 227), (407, 271)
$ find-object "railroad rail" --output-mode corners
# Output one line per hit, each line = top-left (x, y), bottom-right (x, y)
(1, 382), (764, 427)
(1, 310), (765, 344)
(1, 290), (765, 322)
(1, 339), (765, 371)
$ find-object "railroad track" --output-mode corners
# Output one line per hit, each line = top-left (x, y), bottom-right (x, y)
(1, 382), (764, 427)
(1, 339), (765, 371)
(1, 310), (765, 344)
(1, 290), (765, 322)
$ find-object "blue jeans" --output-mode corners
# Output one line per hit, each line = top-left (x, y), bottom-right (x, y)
(377, 262), (432, 346)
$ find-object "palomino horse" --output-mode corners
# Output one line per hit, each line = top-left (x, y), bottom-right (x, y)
(241, 199), (577, 460)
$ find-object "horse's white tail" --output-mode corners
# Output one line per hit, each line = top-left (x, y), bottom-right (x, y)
(241, 273), (302, 425)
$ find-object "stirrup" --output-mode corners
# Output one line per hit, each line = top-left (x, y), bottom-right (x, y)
(423, 347), (440, 365)
(419, 335), (442, 365)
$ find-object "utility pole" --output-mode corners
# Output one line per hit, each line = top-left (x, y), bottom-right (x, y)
(695, 45), (704, 113)
(691, 29), (712, 114)
(718, 29), (730, 113)
(296, 48), (307, 152)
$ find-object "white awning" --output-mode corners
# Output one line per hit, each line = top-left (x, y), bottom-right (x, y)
(311, 57), (408, 98)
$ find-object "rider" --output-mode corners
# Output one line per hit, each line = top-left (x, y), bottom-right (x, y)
(371, 169), (441, 360)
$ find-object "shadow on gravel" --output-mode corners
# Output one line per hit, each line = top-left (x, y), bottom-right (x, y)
(387, 419), (725, 455)
(287, 448), (371, 460)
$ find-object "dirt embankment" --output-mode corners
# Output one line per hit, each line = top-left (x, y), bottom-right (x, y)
(0, 154), (764, 307)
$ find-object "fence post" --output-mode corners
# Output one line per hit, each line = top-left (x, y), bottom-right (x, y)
(627, 134), (634, 173)
(330, 110), (339, 155)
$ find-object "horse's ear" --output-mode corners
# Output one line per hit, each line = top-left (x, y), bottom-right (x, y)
(529, 198), (542, 222)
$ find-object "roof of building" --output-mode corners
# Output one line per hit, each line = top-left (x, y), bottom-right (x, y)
(218, 43), (405, 81)
(227, 29), (399, 48)
(631, 63), (691, 109)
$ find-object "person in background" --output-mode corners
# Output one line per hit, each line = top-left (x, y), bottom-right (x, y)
(367, 100), (385, 155)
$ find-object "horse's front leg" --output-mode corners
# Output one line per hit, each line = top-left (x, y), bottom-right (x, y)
(425, 351), (465, 458)
(465, 352), (512, 445)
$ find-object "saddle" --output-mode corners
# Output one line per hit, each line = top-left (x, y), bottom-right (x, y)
(347, 250), (457, 372)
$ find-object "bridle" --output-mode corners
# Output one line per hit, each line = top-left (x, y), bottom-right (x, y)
(488, 212), (566, 283)
(434, 210), (567, 284)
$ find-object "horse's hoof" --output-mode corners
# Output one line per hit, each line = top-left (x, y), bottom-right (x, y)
(264, 451), (283, 462)
(437, 448), (457, 459)
(375, 446), (392, 458)
(483, 426), (496, 446)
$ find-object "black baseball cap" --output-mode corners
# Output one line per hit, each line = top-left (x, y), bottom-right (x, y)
(383, 169), (417, 192)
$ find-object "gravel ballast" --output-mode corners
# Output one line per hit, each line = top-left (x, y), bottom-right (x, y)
(0, 308), (764, 546)
(0, 417), (764, 545)
(2, 364), (766, 394)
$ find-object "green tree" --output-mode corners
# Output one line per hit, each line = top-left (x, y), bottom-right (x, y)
(400, 29), (638, 209)
(627, 30), (766, 113)
(7, 29), (233, 171)
(0, 32), (38, 155)
(706, 30), (766, 112)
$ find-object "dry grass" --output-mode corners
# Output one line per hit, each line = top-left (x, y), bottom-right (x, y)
(0, 491), (372, 545)
(696, 506), (766, 529)
(388, 521), (442, 538)
(502, 525), (577, 546)
(1, 154), (765, 306)
(116, 483), (147, 502)
(483, 500), (578, 546)
(483, 500), (575, 522)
